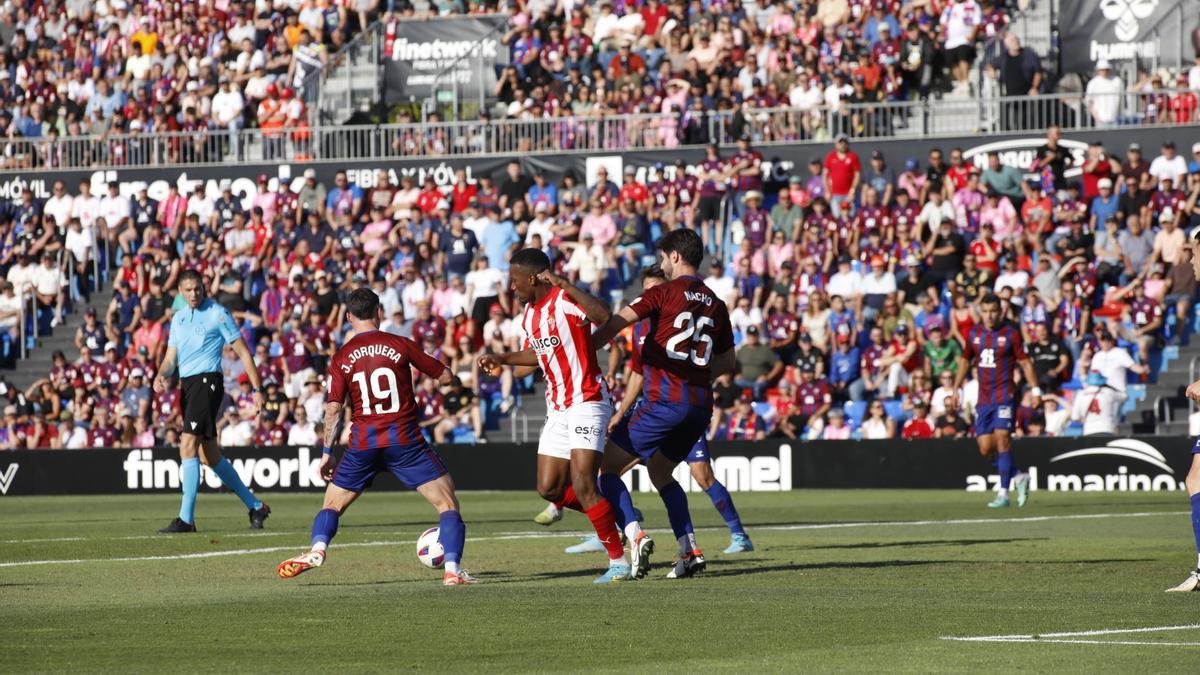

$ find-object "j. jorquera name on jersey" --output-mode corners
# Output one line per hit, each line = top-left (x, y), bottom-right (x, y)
(339, 344), (405, 372)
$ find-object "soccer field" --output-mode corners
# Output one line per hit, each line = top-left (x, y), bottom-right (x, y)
(2, 490), (1199, 672)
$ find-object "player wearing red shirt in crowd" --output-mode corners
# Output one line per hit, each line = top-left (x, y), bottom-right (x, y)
(619, 167), (651, 205)
(590, 229), (737, 579)
(277, 288), (475, 586)
(478, 248), (633, 584)
(953, 294), (1039, 509)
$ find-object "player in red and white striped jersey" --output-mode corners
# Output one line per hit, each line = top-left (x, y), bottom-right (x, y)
(478, 248), (634, 583)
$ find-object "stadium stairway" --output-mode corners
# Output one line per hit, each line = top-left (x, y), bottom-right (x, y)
(1138, 340), (1199, 436)
(7, 292), (111, 394)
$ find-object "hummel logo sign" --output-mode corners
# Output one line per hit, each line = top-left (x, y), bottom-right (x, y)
(0, 463), (18, 495)
(1050, 439), (1174, 474)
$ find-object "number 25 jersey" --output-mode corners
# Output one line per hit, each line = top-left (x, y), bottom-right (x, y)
(628, 275), (734, 405)
(327, 330), (448, 450)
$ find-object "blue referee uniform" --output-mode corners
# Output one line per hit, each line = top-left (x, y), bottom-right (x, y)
(169, 298), (242, 439)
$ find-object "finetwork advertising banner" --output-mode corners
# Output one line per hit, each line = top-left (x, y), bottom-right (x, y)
(1059, 0), (1200, 73)
(383, 16), (509, 104)
(0, 438), (1196, 496)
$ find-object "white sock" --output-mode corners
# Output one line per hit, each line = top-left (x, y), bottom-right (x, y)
(546, 504), (562, 517)
(312, 541), (327, 553)
(623, 520), (642, 541)
(678, 533), (698, 556)
(998, 488), (1009, 499)
(445, 561), (460, 575)
(611, 553), (629, 566)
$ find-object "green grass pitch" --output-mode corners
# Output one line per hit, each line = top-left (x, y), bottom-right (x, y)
(3, 490), (1200, 672)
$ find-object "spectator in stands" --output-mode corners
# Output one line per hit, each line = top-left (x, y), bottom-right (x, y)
(902, 400), (934, 438)
(1085, 60), (1123, 127)
(735, 326), (781, 401)
(1071, 372), (1121, 435)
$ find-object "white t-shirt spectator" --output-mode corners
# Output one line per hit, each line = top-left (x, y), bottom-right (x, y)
(930, 385), (965, 418)
(211, 89), (245, 126)
(466, 267), (506, 298)
(6, 263), (37, 295)
(1089, 346), (1135, 393)
(44, 194), (73, 230)
(287, 421), (319, 446)
(940, 0), (982, 50)
(32, 265), (64, 296)
(221, 419), (255, 447)
(788, 81), (823, 110)
(61, 424), (89, 449)
(918, 200), (956, 228)
(70, 195), (100, 232)
(705, 272), (737, 307)
(564, 244), (607, 285)
(1149, 154), (1189, 186)
(729, 305), (764, 335)
(65, 228), (93, 263)
(1085, 73), (1122, 124)
(861, 272), (896, 297)
(400, 278), (428, 319)
(0, 291), (20, 331)
(827, 269), (864, 300)
(994, 269), (1030, 294)
(99, 193), (132, 226)
(1071, 386), (1120, 435)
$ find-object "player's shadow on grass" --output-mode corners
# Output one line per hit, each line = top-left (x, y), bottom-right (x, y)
(340, 518), (544, 529)
(796, 537), (1045, 551)
(701, 559), (954, 578)
(1034, 501), (1178, 509)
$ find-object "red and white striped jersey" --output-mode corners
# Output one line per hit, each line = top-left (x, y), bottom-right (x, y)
(519, 287), (609, 412)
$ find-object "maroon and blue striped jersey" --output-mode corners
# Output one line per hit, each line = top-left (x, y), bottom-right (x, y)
(327, 331), (448, 450)
(963, 324), (1027, 406)
(627, 275), (734, 406)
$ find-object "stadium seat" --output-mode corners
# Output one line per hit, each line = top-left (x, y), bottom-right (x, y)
(1062, 422), (1084, 438)
(450, 427), (477, 444)
(883, 400), (907, 424)
(843, 401), (868, 428)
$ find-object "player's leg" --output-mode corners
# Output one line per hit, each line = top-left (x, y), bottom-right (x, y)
(995, 423), (1030, 507)
(533, 412), (571, 525)
(571, 447), (632, 582)
(646, 451), (705, 578)
(159, 431), (202, 533)
(277, 485), (361, 579)
(389, 442), (474, 585)
(1167, 453), (1200, 591)
(688, 437), (752, 553)
(200, 438), (270, 525)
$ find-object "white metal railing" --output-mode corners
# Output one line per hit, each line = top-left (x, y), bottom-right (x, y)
(5, 89), (1196, 172)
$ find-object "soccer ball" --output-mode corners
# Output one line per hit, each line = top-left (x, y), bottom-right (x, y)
(416, 527), (444, 568)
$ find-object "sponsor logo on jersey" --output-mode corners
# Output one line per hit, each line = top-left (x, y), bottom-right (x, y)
(529, 335), (562, 354)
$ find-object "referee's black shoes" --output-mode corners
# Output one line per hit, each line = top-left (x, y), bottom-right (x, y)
(157, 518), (197, 534)
(249, 503), (272, 529)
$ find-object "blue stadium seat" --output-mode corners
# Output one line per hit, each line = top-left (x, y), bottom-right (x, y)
(1062, 421), (1083, 437)
(883, 400), (907, 424)
(450, 428), (477, 444)
(843, 401), (867, 428)
(752, 402), (774, 419)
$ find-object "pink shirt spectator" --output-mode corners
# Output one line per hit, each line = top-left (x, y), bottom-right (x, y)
(980, 196), (1018, 241)
(579, 213), (617, 247)
(822, 422), (853, 439)
(733, 248), (767, 277)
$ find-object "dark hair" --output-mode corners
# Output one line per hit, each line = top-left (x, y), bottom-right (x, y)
(346, 287), (381, 320)
(179, 269), (203, 287)
(656, 228), (704, 268)
(642, 264), (666, 282)
(979, 293), (1001, 308)
(510, 247), (551, 273)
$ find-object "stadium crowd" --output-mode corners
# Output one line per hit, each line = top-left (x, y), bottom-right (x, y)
(0, 0), (382, 168)
(0, 122), (1197, 448)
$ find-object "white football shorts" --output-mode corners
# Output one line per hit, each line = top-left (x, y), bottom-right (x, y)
(537, 401), (614, 459)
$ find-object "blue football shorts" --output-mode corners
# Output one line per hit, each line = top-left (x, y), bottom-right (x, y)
(332, 442), (448, 493)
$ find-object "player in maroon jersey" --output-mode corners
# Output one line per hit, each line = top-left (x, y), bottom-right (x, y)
(590, 229), (737, 579)
(277, 288), (475, 586)
(477, 248), (633, 583)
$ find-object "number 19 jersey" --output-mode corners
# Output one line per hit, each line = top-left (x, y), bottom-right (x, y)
(627, 275), (734, 405)
(327, 330), (448, 450)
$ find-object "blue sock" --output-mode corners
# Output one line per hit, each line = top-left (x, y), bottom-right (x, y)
(1190, 493), (1200, 559)
(211, 458), (262, 511)
(997, 452), (1014, 490)
(438, 509), (466, 565)
(178, 458), (200, 525)
(599, 473), (638, 530)
(704, 481), (744, 535)
(311, 508), (339, 548)
(659, 480), (695, 542)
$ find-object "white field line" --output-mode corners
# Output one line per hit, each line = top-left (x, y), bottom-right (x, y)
(0, 509), (1185, 569)
(943, 624), (1200, 647)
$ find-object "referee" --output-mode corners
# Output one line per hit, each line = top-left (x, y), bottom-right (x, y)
(153, 269), (270, 533)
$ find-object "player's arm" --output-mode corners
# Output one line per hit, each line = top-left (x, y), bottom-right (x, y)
(230, 337), (264, 406)
(480, 347), (538, 371)
(1018, 357), (1038, 389)
(590, 305), (638, 349)
(320, 399), (343, 481)
(538, 269), (611, 324)
(407, 337), (455, 386)
(153, 344), (177, 393)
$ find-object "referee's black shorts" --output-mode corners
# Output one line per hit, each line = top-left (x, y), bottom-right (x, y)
(181, 372), (224, 440)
